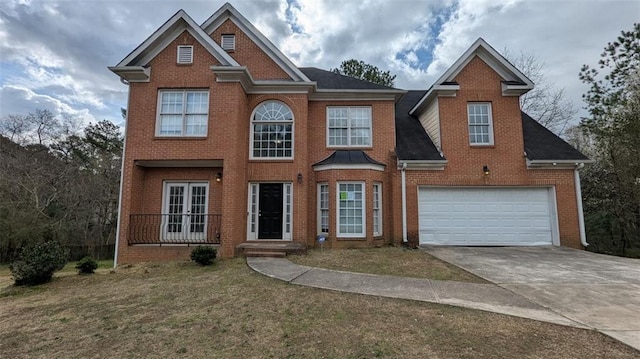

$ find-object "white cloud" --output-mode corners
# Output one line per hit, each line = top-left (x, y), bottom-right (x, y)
(0, 85), (97, 123)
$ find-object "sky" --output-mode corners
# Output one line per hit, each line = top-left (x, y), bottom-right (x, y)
(0, 0), (638, 127)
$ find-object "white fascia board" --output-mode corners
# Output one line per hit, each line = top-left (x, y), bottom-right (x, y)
(211, 66), (314, 93)
(108, 66), (151, 82)
(409, 84), (459, 115)
(398, 159), (447, 170)
(201, 3), (311, 82)
(114, 10), (238, 69)
(526, 159), (594, 169)
(313, 163), (386, 172)
(310, 89), (405, 102)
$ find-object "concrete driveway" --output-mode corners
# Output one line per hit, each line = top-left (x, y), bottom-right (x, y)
(424, 246), (640, 350)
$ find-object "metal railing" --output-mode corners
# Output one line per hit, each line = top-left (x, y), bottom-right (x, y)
(128, 214), (221, 245)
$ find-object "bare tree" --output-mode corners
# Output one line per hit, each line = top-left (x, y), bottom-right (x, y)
(503, 49), (577, 136)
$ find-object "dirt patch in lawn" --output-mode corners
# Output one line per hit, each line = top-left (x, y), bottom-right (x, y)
(290, 246), (487, 283)
(0, 258), (636, 358)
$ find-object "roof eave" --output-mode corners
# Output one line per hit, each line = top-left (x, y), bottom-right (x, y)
(409, 84), (459, 115)
(526, 158), (594, 169)
(310, 89), (406, 102)
(108, 66), (151, 82)
(398, 159), (448, 170)
(211, 66), (315, 93)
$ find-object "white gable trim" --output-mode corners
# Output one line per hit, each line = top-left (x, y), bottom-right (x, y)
(409, 38), (534, 116)
(201, 3), (310, 82)
(114, 10), (238, 69)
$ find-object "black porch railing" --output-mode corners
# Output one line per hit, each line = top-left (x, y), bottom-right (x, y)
(129, 214), (221, 245)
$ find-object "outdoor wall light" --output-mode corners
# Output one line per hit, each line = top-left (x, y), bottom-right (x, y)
(483, 165), (490, 176)
(216, 172), (223, 182)
(297, 173), (303, 184)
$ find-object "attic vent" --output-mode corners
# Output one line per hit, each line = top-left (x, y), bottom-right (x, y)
(221, 34), (235, 51)
(177, 45), (193, 64)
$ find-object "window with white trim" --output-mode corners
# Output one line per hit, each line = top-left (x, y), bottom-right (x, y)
(251, 101), (293, 159)
(221, 34), (235, 51)
(373, 183), (382, 236)
(162, 182), (209, 241)
(177, 46), (193, 64)
(157, 90), (209, 136)
(468, 103), (493, 145)
(337, 182), (365, 237)
(318, 183), (329, 234)
(327, 107), (372, 147)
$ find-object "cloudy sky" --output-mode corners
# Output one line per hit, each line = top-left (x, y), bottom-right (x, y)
(0, 0), (638, 126)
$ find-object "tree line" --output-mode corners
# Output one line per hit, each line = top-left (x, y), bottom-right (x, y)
(0, 109), (122, 263)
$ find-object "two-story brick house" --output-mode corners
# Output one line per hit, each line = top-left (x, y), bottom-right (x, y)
(109, 3), (589, 264)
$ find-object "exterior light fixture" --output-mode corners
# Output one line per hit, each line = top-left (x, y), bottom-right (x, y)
(483, 165), (490, 176)
(297, 173), (303, 184)
(216, 172), (222, 182)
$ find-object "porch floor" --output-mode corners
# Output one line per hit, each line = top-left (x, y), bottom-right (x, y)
(236, 242), (306, 257)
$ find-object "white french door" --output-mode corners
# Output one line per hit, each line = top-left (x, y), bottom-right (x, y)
(162, 182), (209, 241)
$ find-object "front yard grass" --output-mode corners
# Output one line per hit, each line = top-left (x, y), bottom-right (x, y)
(0, 258), (637, 358)
(290, 246), (486, 283)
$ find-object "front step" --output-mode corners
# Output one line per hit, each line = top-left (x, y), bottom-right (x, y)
(245, 251), (286, 258)
(236, 241), (306, 257)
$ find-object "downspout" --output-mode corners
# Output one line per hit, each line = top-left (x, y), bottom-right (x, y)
(401, 162), (408, 243)
(574, 163), (588, 247)
(113, 78), (130, 268)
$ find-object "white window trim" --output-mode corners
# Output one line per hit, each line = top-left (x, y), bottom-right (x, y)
(176, 45), (193, 64)
(336, 181), (366, 238)
(467, 102), (494, 146)
(161, 181), (209, 241)
(317, 183), (329, 234)
(326, 106), (373, 148)
(156, 90), (209, 137)
(373, 182), (382, 237)
(249, 101), (295, 160)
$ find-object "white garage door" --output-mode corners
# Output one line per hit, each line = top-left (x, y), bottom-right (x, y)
(418, 187), (555, 246)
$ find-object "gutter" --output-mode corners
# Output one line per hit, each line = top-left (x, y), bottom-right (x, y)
(574, 163), (588, 247)
(401, 162), (408, 243)
(113, 80), (131, 268)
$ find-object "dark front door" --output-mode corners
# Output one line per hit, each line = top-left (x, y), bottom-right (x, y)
(258, 183), (283, 239)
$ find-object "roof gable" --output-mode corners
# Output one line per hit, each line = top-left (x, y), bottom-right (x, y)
(409, 38), (534, 115)
(201, 3), (310, 82)
(114, 10), (237, 68)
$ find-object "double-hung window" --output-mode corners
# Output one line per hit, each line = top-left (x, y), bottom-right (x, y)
(318, 184), (329, 234)
(158, 90), (209, 136)
(337, 182), (365, 237)
(373, 183), (382, 236)
(327, 107), (372, 147)
(251, 101), (294, 159)
(468, 103), (493, 145)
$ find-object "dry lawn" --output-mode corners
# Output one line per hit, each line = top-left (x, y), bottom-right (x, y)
(290, 246), (486, 283)
(1, 258), (637, 358)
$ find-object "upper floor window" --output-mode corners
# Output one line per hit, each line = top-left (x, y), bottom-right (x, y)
(468, 103), (493, 145)
(251, 101), (293, 159)
(327, 107), (372, 147)
(176, 46), (193, 64)
(157, 90), (209, 137)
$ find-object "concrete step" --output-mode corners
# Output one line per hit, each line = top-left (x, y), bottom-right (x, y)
(245, 251), (287, 258)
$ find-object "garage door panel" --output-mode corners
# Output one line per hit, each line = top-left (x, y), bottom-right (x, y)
(418, 187), (554, 246)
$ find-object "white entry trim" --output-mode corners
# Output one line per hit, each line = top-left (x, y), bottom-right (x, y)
(246, 182), (293, 241)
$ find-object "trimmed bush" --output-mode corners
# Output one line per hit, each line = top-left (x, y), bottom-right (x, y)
(190, 246), (217, 266)
(10, 241), (69, 286)
(76, 256), (98, 274)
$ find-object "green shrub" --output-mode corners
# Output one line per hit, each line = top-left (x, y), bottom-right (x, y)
(10, 241), (69, 286)
(190, 246), (217, 266)
(75, 256), (98, 274)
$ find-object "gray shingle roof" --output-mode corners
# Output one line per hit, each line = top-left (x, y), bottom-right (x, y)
(521, 112), (590, 161)
(299, 67), (398, 90)
(312, 150), (385, 167)
(395, 91), (445, 161)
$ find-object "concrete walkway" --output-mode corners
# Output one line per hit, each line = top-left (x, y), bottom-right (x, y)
(247, 257), (583, 328)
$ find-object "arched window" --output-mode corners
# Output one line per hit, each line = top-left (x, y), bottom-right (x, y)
(251, 101), (294, 159)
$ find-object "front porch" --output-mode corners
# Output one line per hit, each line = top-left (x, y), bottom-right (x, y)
(236, 241), (307, 257)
